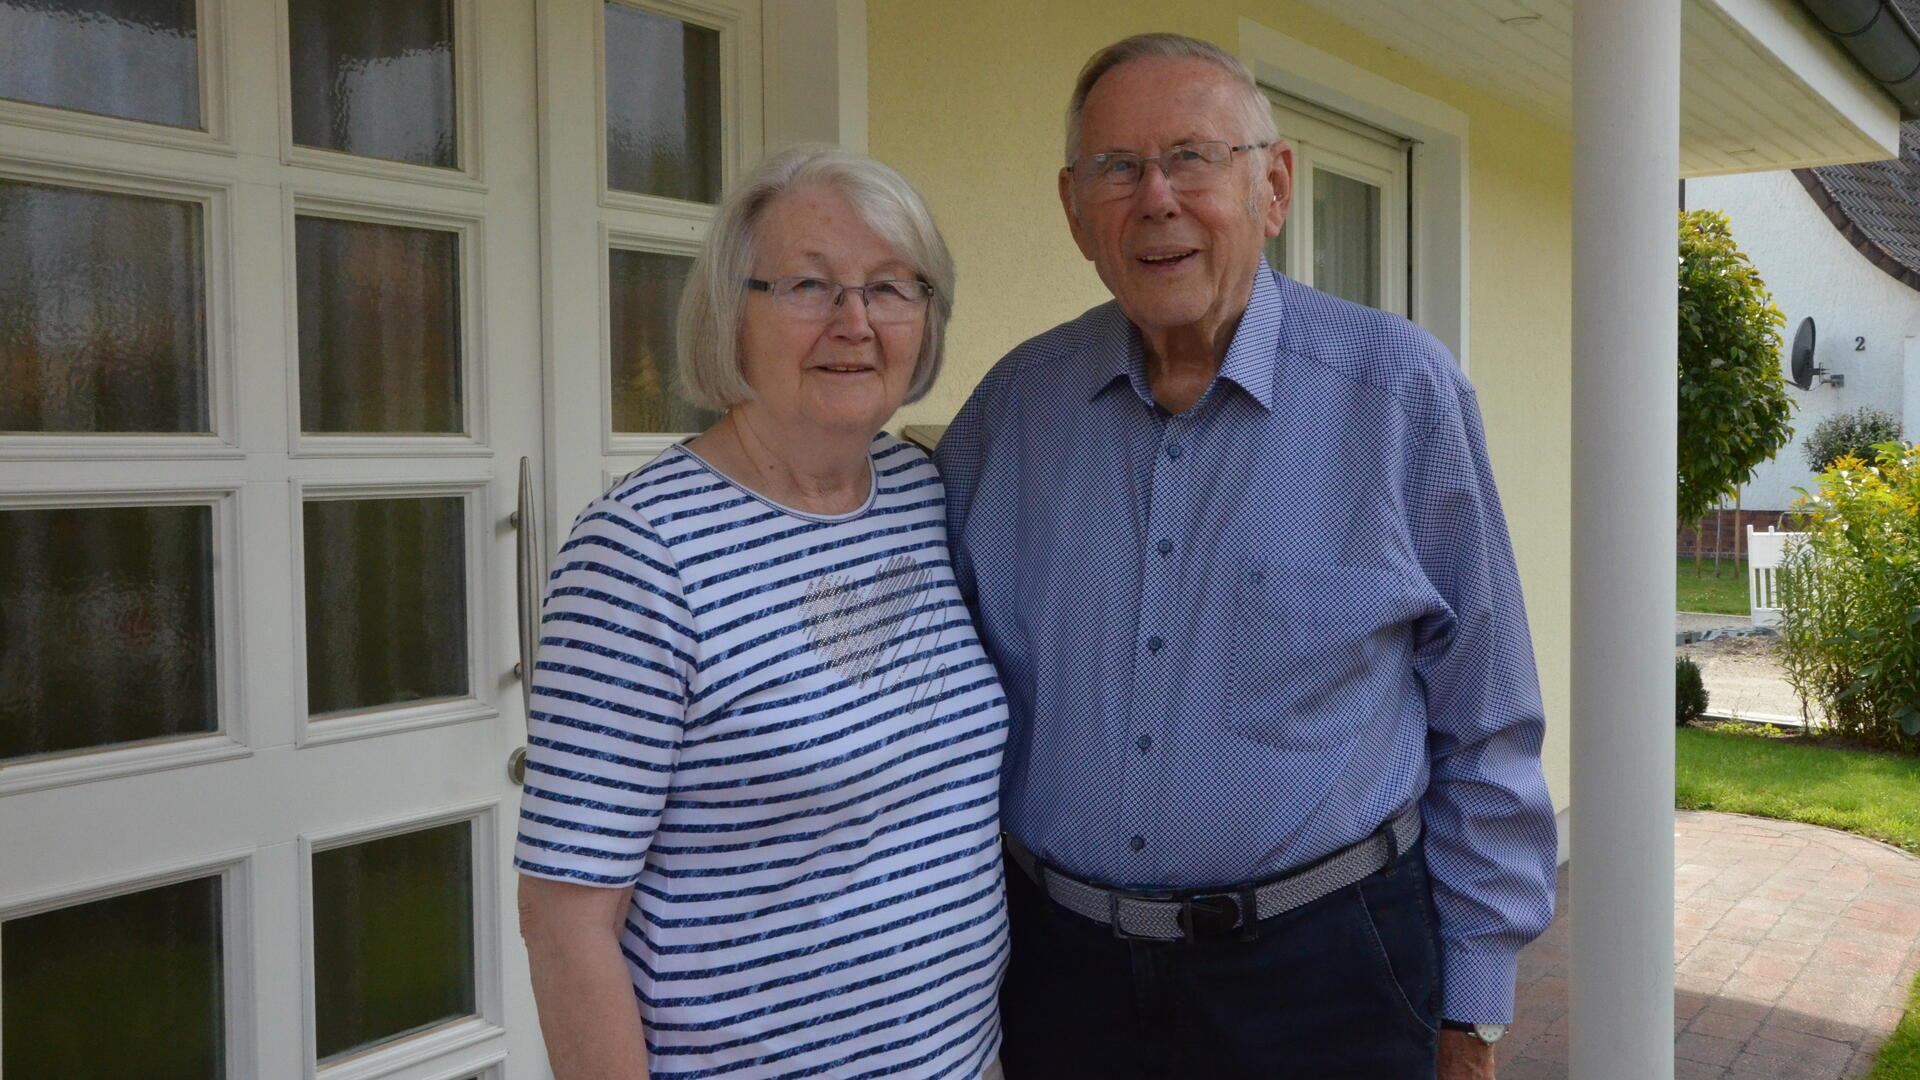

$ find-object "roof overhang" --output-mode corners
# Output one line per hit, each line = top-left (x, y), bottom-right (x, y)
(1291, 0), (1901, 176)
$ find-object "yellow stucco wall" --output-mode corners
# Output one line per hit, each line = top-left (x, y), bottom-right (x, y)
(867, 0), (1575, 820)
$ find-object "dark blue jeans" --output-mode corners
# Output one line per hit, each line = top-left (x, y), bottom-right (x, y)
(998, 840), (1441, 1079)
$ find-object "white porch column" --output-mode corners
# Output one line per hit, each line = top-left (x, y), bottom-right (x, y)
(1571, 1), (1679, 1078)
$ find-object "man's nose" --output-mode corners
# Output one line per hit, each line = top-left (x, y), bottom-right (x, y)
(1131, 162), (1181, 217)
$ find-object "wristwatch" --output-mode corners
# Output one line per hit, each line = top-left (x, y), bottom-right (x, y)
(1439, 1019), (1508, 1044)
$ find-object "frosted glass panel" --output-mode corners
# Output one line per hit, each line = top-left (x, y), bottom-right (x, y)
(1312, 168), (1381, 309)
(610, 248), (717, 433)
(2, 875), (224, 1078)
(0, 504), (218, 762)
(296, 215), (463, 434)
(303, 496), (468, 716)
(0, 179), (210, 434)
(313, 822), (475, 1062)
(604, 3), (722, 202)
(0, 0), (200, 129)
(288, 0), (458, 168)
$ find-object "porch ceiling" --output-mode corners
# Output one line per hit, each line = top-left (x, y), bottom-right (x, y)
(1292, 0), (1901, 175)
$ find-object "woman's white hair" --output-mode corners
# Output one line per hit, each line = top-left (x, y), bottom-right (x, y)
(676, 144), (956, 410)
(1064, 33), (1280, 164)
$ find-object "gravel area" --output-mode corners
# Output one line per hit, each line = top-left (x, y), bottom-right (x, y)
(1678, 631), (1819, 726)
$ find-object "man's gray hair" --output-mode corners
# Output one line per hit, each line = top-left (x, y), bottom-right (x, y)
(1065, 33), (1280, 165)
(676, 144), (956, 410)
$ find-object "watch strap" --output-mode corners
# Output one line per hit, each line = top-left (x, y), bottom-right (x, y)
(1439, 1020), (1507, 1044)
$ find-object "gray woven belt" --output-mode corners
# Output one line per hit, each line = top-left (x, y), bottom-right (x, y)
(1004, 805), (1422, 942)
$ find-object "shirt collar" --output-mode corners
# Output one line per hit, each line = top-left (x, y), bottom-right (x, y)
(1081, 258), (1284, 412)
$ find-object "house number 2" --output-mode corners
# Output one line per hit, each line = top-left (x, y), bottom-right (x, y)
(1856, 336), (1867, 351)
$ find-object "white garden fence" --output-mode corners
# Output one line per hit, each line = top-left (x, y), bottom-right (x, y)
(1747, 525), (1806, 627)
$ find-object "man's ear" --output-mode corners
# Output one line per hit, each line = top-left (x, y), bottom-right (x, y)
(1263, 141), (1296, 240)
(1058, 168), (1096, 261)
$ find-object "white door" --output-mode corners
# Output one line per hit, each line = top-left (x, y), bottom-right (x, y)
(537, 0), (761, 523)
(0, 1), (547, 1077)
(1266, 94), (1411, 315)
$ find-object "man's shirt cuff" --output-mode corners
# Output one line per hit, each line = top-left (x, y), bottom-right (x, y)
(1442, 942), (1520, 1025)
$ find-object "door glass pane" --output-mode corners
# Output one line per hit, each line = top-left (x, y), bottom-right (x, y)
(3, 875), (224, 1078)
(604, 2), (721, 202)
(313, 822), (475, 1062)
(1312, 168), (1381, 309)
(0, 504), (218, 762)
(303, 496), (468, 716)
(610, 248), (717, 433)
(0, 179), (210, 434)
(296, 215), (463, 434)
(0, 0), (200, 129)
(288, 0), (458, 168)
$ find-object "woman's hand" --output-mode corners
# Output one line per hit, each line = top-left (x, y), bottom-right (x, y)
(520, 875), (650, 1079)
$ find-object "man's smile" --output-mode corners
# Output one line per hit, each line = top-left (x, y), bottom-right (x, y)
(1135, 246), (1199, 269)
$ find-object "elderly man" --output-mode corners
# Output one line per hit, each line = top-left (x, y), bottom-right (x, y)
(935, 32), (1557, 1080)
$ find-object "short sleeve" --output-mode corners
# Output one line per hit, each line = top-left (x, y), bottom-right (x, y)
(512, 496), (695, 887)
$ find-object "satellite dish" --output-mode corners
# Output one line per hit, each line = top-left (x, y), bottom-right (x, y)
(1788, 317), (1842, 389)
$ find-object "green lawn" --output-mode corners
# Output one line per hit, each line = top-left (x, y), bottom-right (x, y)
(1677, 726), (1920, 852)
(1676, 557), (1750, 616)
(1676, 726), (1920, 1077)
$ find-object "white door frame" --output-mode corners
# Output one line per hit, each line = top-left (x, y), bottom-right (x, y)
(0, 1), (546, 1077)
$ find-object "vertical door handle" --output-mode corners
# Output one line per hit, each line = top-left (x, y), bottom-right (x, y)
(508, 456), (542, 785)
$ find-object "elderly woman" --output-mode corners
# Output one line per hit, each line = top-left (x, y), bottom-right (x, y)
(514, 145), (1008, 1080)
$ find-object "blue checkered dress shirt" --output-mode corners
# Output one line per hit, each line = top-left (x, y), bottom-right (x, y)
(934, 261), (1558, 1024)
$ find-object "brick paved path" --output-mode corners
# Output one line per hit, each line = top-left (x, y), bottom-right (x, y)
(1499, 810), (1920, 1079)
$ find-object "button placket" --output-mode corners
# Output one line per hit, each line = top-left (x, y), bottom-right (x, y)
(1122, 414), (1198, 864)
(1120, 414), (1187, 861)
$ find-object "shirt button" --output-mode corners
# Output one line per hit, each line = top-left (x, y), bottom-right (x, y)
(1156, 538), (1173, 556)
(1166, 444), (1184, 460)
(1146, 635), (1164, 654)
(1129, 835), (1147, 853)
(1137, 733), (1153, 753)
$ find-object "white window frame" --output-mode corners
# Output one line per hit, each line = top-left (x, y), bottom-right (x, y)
(287, 478), (497, 749)
(297, 802), (505, 1080)
(603, 227), (709, 456)
(1269, 93), (1411, 316)
(271, 0), (487, 191)
(1240, 17), (1471, 368)
(0, 484), (250, 797)
(0, 0), (233, 155)
(279, 193), (493, 459)
(589, 0), (761, 463)
(0, 851), (259, 1079)
(597, 0), (759, 223)
(0, 159), (240, 460)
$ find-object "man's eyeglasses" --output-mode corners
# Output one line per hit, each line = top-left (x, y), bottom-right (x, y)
(1066, 140), (1272, 202)
(746, 276), (934, 323)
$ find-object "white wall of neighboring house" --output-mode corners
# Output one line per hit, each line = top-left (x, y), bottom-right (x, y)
(1688, 170), (1920, 512)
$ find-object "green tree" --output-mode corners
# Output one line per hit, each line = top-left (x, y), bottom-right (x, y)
(1677, 209), (1795, 526)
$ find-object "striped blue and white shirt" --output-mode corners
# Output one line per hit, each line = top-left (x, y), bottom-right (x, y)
(514, 436), (1009, 1079)
(934, 261), (1558, 1025)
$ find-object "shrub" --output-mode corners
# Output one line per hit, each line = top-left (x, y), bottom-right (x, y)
(1777, 442), (1920, 749)
(1801, 407), (1904, 473)
(1677, 656), (1709, 726)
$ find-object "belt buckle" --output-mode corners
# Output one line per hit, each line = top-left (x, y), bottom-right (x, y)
(1108, 890), (1175, 942)
(1171, 885), (1263, 943)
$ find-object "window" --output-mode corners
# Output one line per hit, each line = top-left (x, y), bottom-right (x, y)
(1265, 94), (1411, 316)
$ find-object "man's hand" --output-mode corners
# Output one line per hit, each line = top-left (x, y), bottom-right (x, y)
(1436, 1029), (1496, 1080)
